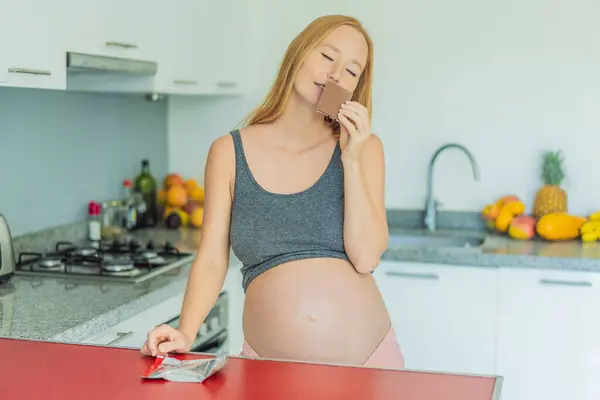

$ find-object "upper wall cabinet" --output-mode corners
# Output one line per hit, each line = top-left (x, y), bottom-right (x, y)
(152, 0), (244, 96)
(65, 0), (162, 62)
(0, 0), (67, 90)
(64, 0), (245, 95)
(186, 0), (244, 95)
(0, 0), (244, 95)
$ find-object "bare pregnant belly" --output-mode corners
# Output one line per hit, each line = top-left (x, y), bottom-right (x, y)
(242, 258), (391, 365)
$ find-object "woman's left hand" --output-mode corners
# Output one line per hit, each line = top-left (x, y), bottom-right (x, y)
(338, 101), (371, 163)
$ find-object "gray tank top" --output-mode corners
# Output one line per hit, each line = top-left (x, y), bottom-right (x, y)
(229, 129), (350, 292)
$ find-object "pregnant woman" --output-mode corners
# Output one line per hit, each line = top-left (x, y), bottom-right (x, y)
(141, 14), (404, 369)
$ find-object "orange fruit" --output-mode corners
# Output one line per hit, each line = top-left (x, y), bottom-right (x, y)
(163, 173), (184, 190)
(166, 185), (188, 207)
(184, 179), (199, 192)
(189, 186), (204, 203)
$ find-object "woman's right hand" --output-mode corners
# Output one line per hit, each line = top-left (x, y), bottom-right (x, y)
(140, 324), (193, 357)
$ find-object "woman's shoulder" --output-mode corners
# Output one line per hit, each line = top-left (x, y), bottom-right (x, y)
(206, 131), (239, 173)
(205, 125), (264, 166)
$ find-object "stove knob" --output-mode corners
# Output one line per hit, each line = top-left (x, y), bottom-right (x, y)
(146, 240), (155, 250)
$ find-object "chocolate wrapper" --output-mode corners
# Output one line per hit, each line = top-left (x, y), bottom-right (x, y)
(142, 351), (228, 383)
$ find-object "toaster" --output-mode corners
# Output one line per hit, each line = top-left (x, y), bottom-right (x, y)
(0, 214), (16, 283)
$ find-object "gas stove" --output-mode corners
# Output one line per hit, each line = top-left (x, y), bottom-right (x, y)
(15, 238), (195, 284)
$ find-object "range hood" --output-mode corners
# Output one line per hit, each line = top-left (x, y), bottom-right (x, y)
(66, 52), (157, 76)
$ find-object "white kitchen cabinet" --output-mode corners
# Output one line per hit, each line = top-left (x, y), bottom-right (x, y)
(65, 0), (162, 62)
(196, 0), (244, 95)
(63, 0), (245, 95)
(0, 0), (67, 90)
(373, 261), (498, 376)
(153, 0), (245, 95)
(151, 0), (211, 95)
(64, 0), (166, 93)
(83, 293), (184, 349)
(496, 267), (600, 400)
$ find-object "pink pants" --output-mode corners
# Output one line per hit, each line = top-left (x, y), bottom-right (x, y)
(240, 325), (405, 370)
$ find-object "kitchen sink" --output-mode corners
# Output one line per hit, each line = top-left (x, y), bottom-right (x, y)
(388, 233), (485, 249)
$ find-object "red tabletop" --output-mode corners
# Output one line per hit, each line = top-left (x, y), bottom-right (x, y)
(0, 338), (501, 400)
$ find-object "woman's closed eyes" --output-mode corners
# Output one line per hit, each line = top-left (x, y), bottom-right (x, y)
(321, 53), (358, 77)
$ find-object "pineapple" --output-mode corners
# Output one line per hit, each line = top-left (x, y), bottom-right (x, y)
(533, 150), (567, 218)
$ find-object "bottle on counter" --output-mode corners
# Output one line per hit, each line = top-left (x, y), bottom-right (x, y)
(88, 201), (102, 245)
(122, 179), (138, 230)
(133, 159), (158, 228)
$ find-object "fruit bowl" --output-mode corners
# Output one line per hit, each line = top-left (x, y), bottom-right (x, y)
(159, 173), (204, 229)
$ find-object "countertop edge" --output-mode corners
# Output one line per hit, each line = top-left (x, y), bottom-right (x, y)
(382, 247), (600, 272)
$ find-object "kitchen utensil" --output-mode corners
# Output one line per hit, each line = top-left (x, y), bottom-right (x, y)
(0, 214), (16, 283)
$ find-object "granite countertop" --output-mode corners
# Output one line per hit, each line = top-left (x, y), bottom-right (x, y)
(0, 227), (212, 343)
(383, 228), (600, 272)
(3, 221), (600, 344)
(0, 264), (191, 341)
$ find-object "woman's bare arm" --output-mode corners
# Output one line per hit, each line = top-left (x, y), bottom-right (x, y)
(176, 135), (236, 342)
(342, 134), (389, 273)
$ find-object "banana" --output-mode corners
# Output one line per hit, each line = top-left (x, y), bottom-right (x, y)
(580, 220), (600, 234)
(589, 211), (600, 221)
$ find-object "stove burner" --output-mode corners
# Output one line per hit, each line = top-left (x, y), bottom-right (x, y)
(145, 240), (177, 252)
(55, 242), (100, 258)
(139, 251), (158, 259)
(103, 259), (135, 273)
(102, 238), (144, 254)
(132, 250), (168, 267)
(18, 252), (66, 270)
(148, 256), (166, 265)
(16, 237), (191, 282)
(72, 247), (98, 257)
(38, 258), (64, 269)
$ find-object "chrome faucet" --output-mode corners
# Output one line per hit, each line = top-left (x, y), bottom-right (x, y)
(424, 143), (481, 231)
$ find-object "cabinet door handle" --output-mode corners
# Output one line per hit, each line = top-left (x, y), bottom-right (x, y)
(8, 68), (51, 76)
(539, 279), (592, 287)
(173, 79), (198, 85)
(217, 81), (237, 88)
(385, 271), (440, 280)
(106, 331), (134, 345)
(105, 41), (138, 49)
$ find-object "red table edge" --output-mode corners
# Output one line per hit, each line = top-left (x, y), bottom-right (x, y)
(230, 351), (504, 400)
(0, 337), (504, 399)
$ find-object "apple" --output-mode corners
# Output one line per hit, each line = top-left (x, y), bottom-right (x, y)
(508, 215), (536, 240)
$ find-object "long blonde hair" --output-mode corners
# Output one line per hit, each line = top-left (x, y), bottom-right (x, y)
(243, 15), (374, 136)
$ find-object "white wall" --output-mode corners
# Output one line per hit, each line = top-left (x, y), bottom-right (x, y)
(168, 0), (600, 216)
